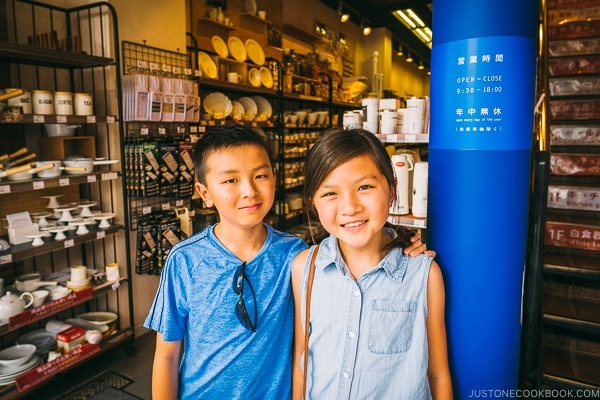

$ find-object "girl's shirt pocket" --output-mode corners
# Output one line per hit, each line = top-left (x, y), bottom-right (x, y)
(368, 299), (416, 354)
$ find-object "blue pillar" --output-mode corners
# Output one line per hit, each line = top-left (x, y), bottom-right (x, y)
(428, 1), (538, 398)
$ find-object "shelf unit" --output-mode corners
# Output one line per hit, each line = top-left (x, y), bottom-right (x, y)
(0, 1), (133, 398)
(539, 0), (600, 389)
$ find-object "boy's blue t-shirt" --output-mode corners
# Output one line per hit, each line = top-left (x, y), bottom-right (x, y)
(144, 223), (308, 399)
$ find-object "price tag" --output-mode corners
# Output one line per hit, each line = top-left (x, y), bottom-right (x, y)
(173, 66), (182, 75)
(0, 254), (12, 265)
(59, 178), (70, 186)
(190, 125), (198, 133)
(414, 219), (426, 228)
(86, 116), (96, 123)
(137, 59), (148, 69)
(405, 134), (416, 142)
(158, 126), (166, 135)
(102, 172), (118, 181)
(176, 199), (184, 207)
(208, 121), (215, 126)
(64, 239), (74, 248)
(96, 231), (106, 239)
(184, 68), (192, 76)
(199, 126), (206, 132)
(251, 122), (257, 127)
(33, 115), (45, 123)
(161, 203), (171, 211)
(141, 126), (149, 135)
(177, 126), (186, 134)
(111, 280), (121, 290)
(142, 206), (152, 215)
(0, 185), (10, 194)
(106, 116), (116, 123)
(33, 181), (45, 190)
(149, 62), (159, 72)
(87, 175), (97, 183)
(56, 115), (67, 123)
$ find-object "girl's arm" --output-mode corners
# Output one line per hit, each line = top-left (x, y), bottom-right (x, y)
(291, 249), (310, 400)
(426, 261), (453, 399)
(152, 333), (182, 400)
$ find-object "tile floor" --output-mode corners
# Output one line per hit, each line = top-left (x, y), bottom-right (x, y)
(22, 330), (156, 400)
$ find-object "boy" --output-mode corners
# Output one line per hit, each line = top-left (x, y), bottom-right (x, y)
(144, 124), (428, 399)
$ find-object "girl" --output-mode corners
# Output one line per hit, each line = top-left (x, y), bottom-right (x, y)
(291, 128), (452, 399)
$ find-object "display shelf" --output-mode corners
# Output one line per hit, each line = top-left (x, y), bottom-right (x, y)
(0, 171), (120, 195)
(239, 12), (271, 25)
(377, 133), (430, 144)
(543, 314), (600, 336)
(0, 41), (114, 68)
(0, 115), (117, 124)
(198, 17), (236, 31)
(282, 24), (322, 44)
(0, 224), (124, 265)
(199, 76), (278, 95)
(544, 253), (600, 280)
(387, 214), (427, 229)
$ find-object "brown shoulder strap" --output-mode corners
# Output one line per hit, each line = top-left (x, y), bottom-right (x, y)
(303, 245), (319, 398)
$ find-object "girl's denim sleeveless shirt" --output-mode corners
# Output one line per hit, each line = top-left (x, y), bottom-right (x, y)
(300, 233), (433, 399)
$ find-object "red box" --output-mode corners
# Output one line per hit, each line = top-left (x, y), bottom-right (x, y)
(57, 326), (86, 353)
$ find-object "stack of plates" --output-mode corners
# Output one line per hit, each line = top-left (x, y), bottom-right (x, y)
(203, 92), (232, 119)
(16, 329), (57, 357)
(231, 101), (245, 120)
(259, 67), (273, 88)
(0, 345), (42, 386)
(238, 97), (258, 121)
(252, 96), (272, 121)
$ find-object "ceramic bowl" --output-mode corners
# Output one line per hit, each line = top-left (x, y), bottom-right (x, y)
(0, 344), (36, 367)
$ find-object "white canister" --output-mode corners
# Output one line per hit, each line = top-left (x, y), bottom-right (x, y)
(106, 263), (120, 282)
(342, 110), (363, 130)
(412, 162), (428, 218)
(54, 91), (73, 115)
(73, 92), (93, 116)
(402, 97), (426, 134)
(6, 89), (32, 114)
(390, 154), (414, 215)
(361, 98), (379, 133)
(379, 110), (397, 134)
(32, 90), (54, 115)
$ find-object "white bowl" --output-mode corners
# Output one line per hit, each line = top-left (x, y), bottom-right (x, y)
(287, 115), (298, 124)
(307, 112), (319, 125)
(294, 111), (308, 124)
(0, 344), (36, 367)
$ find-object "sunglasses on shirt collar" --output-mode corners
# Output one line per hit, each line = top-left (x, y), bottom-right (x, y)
(232, 262), (258, 332)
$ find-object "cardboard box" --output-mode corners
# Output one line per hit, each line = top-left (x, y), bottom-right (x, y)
(57, 326), (86, 353)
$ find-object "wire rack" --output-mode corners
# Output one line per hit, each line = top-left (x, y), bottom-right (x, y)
(121, 40), (190, 74)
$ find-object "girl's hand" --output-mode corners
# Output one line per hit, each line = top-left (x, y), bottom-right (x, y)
(404, 232), (436, 258)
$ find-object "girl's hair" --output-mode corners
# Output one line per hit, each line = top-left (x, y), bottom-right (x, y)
(193, 124), (273, 184)
(303, 127), (415, 251)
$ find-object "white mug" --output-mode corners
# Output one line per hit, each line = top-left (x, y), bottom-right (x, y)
(412, 162), (428, 218)
(390, 154), (414, 215)
(227, 72), (242, 83)
(257, 10), (266, 19)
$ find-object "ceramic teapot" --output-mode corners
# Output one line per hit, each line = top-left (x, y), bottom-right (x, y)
(0, 291), (34, 320)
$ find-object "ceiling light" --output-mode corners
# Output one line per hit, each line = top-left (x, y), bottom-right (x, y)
(338, 2), (350, 23)
(396, 46), (404, 56)
(418, 61), (425, 70)
(406, 52), (413, 63)
(361, 19), (371, 36)
(394, 8), (432, 49)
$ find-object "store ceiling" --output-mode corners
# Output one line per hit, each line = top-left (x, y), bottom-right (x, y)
(318, 0), (432, 64)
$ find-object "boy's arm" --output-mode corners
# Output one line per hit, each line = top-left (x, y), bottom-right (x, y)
(404, 231), (436, 258)
(426, 261), (453, 399)
(291, 249), (310, 400)
(152, 333), (182, 400)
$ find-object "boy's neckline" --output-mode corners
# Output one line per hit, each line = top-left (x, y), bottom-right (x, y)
(213, 222), (268, 262)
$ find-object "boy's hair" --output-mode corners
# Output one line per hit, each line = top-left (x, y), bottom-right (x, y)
(193, 124), (273, 184)
(304, 127), (415, 250)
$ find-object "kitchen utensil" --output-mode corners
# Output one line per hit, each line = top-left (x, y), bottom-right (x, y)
(248, 67), (261, 87)
(43, 124), (80, 137)
(245, 39), (265, 65)
(390, 154), (414, 215)
(77, 311), (118, 326)
(252, 96), (272, 121)
(6, 163), (54, 181)
(238, 97), (257, 121)
(0, 89), (24, 102)
(0, 163), (35, 179)
(202, 92), (232, 119)
(211, 35), (228, 58)
(0, 147), (28, 165)
(259, 67), (273, 88)
(197, 52), (218, 79)
(0, 152), (36, 170)
(227, 36), (247, 62)
(61, 157), (119, 174)
(14, 273), (58, 292)
(35, 161), (86, 178)
(0, 344), (36, 367)
(25, 233), (50, 246)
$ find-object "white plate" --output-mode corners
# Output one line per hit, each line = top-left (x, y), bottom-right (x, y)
(211, 35), (228, 58)
(227, 36), (246, 62)
(231, 101), (245, 120)
(248, 67), (261, 87)
(66, 318), (109, 333)
(16, 329), (57, 352)
(77, 311), (118, 326)
(238, 97), (258, 121)
(198, 52), (218, 79)
(203, 92), (232, 119)
(0, 355), (40, 378)
(245, 39), (265, 65)
(259, 66), (273, 88)
(252, 96), (272, 121)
